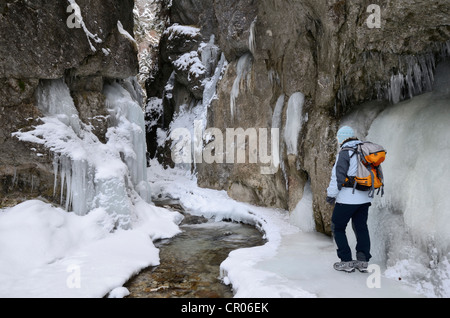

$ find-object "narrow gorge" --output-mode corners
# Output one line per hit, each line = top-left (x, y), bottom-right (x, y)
(1, 0), (450, 298)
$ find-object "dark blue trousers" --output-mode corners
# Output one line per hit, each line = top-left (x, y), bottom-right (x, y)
(331, 203), (372, 262)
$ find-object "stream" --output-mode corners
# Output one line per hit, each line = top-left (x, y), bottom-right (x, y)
(124, 204), (266, 298)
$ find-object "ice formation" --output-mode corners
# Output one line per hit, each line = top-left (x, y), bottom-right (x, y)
(289, 181), (315, 232)
(283, 92), (305, 155)
(13, 78), (151, 229)
(230, 53), (253, 122)
(345, 60), (450, 297)
(381, 49), (448, 105)
(249, 18), (257, 56)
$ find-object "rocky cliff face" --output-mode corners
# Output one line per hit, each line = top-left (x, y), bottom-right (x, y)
(0, 0), (137, 206)
(148, 0), (449, 235)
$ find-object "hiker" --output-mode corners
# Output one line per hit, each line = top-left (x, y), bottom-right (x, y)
(326, 126), (376, 273)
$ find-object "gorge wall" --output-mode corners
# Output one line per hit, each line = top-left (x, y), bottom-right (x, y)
(148, 0), (450, 235)
(0, 0), (138, 206)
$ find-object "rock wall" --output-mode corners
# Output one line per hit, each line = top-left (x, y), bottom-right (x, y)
(0, 0), (138, 206)
(150, 0), (449, 235)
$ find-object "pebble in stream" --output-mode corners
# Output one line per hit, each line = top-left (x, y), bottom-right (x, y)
(124, 209), (266, 298)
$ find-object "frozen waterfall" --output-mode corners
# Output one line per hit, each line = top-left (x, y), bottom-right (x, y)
(13, 78), (151, 229)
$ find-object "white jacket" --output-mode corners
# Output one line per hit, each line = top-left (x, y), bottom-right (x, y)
(327, 140), (373, 205)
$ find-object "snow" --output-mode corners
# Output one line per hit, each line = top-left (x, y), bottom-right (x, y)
(164, 24), (200, 41)
(117, 20), (137, 46)
(0, 157), (424, 298)
(0, 199), (181, 298)
(146, 161), (422, 298)
(3, 64), (449, 298)
(173, 51), (207, 80)
(13, 79), (152, 223)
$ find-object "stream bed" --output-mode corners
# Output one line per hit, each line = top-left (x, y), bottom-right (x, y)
(124, 206), (266, 298)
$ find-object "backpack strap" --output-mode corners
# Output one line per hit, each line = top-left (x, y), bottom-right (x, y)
(340, 147), (358, 163)
(340, 146), (360, 195)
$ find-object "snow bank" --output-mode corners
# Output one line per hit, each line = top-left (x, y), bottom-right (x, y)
(147, 160), (314, 298)
(4, 78), (183, 298)
(147, 160), (421, 298)
(0, 199), (182, 298)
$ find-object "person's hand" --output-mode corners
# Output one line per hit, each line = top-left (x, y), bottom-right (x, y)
(326, 196), (336, 205)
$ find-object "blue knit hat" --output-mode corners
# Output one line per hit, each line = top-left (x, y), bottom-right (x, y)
(337, 126), (356, 144)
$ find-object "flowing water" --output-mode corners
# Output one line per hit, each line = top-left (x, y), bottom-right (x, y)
(124, 205), (266, 298)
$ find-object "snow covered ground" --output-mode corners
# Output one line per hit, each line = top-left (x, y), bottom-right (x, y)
(0, 159), (422, 298)
(146, 162), (424, 299)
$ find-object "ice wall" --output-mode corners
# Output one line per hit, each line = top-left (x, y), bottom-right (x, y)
(14, 78), (151, 229)
(104, 81), (151, 202)
(356, 61), (450, 297)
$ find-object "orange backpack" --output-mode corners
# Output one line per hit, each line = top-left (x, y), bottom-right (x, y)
(342, 142), (386, 198)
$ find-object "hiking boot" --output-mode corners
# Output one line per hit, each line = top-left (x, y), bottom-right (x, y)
(333, 261), (355, 273)
(353, 260), (369, 273)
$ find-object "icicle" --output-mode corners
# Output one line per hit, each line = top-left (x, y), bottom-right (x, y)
(389, 73), (404, 105)
(53, 155), (59, 197)
(59, 156), (66, 207)
(230, 54), (253, 122)
(272, 95), (284, 131)
(203, 52), (227, 110)
(31, 175), (35, 193)
(284, 92), (305, 156)
(268, 69), (280, 87)
(36, 79), (82, 136)
(259, 127), (280, 175)
(249, 17), (257, 56)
